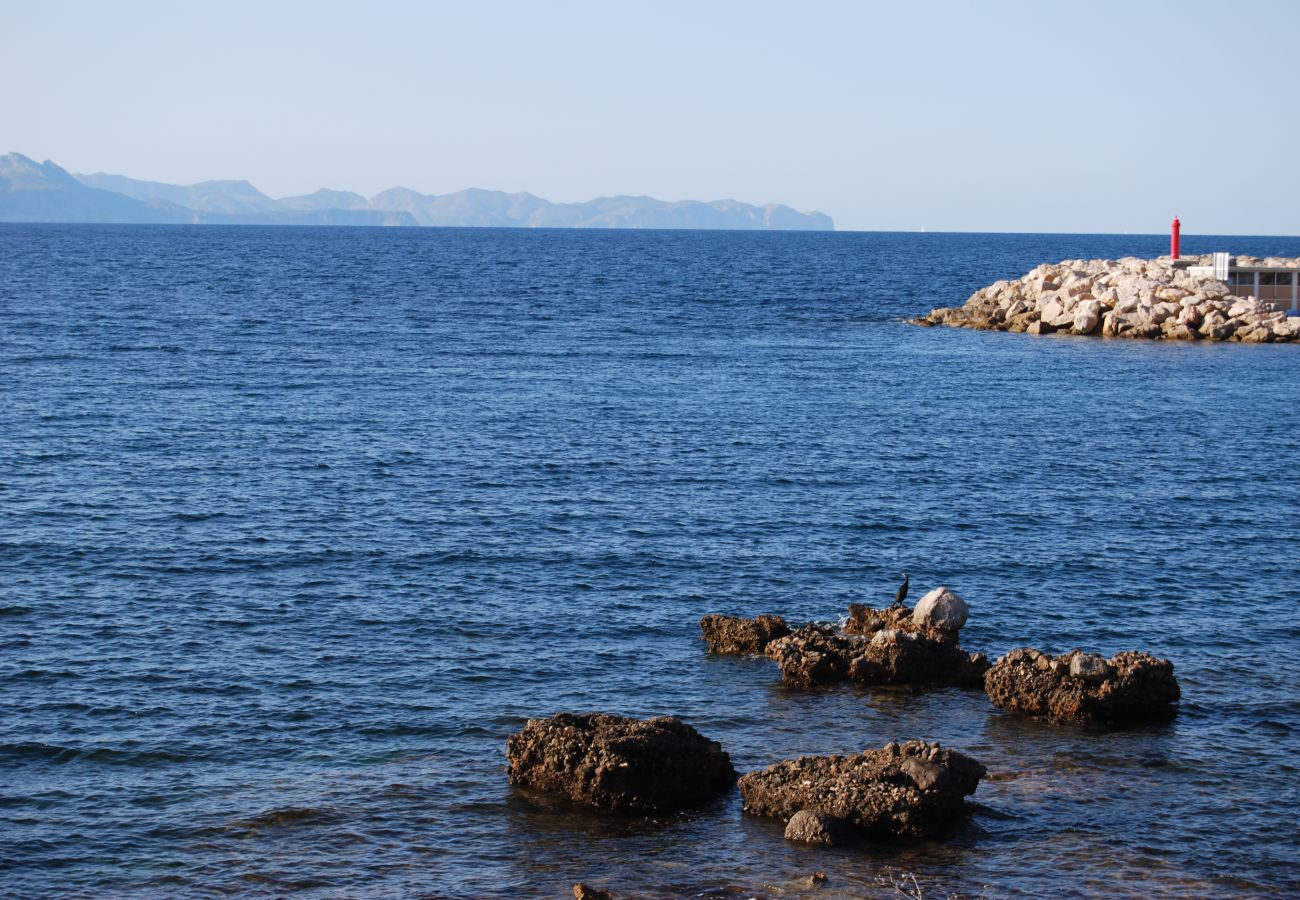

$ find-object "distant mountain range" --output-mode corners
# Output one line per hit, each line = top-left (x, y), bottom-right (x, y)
(0, 153), (833, 230)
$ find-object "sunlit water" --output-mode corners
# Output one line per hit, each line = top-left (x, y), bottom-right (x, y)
(3, 225), (1299, 898)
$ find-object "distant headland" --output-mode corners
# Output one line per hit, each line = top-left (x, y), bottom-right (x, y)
(0, 153), (833, 231)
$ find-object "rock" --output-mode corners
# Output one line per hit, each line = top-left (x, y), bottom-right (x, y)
(574, 884), (614, 900)
(506, 713), (736, 812)
(784, 809), (850, 846)
(699, 613), (791, 655)
(1040, 298), (1074, 328)
(984, 649), (1180, 724)
(1068, 652), (1113, 683)
(1073, 299), (1102, 334)
(768, 613), (989, 689)
(844, 602), (916, 636)
(738, 741), (986, 840)
(765, 625), (853, 687)
(912, 587), (969, 633)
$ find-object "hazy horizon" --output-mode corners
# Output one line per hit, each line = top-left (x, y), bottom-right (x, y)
(4, 0), (1298, 235)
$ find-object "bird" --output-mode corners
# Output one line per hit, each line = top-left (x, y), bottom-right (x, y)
(894, 573), (910, 606)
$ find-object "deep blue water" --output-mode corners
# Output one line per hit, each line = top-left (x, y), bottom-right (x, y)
(2, 224), (1299, 898)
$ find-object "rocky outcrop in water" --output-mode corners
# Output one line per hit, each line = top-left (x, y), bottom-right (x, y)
(916, 255), (1300, 342)
(699, 613), (791, 654)
(984, 648), (1180, 724)
(766, 593), (989, 688)
(506, 713), (736, 813)
(843, 602), (917, 636)
(739, 741), (986, 840)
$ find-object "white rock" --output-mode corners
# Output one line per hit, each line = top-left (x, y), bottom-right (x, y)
(912, 587), (969, 632)
(1073, 299), (1102, 334)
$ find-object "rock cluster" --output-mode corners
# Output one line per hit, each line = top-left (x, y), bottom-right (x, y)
(843, 602), (917, 636)
(506, 713), (736, 812)
(699, 613), (791, 655)
(738, 741), (987, 841)
(984, 648), (1180, 724)
(916, 255), (1300, 342)
(766, 593), (989, 689)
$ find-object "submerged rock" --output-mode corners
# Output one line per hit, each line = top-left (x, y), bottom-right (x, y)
(699, 613), (791, 655)
(784, 808), (850, 846)
(506, 713), (736, 812)
(984, 648), (1180, 724)
(573, 884), (614, 900)
(915, 255), (1300, 343)
(739, 741), (986, 840)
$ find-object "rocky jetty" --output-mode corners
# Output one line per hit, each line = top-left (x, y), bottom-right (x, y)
(765, 589), (989, 688)
(984, 649), (1180, 724)
(699, 613), (791, 655)
(738, 740), (986, 841)
(506, 713), (736, 812)
(916, 255), (1300, 342)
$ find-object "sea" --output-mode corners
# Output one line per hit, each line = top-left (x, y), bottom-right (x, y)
(2, 224), (1299, 898)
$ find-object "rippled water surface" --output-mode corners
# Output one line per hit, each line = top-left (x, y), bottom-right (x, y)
(3, 224), (1299, 898)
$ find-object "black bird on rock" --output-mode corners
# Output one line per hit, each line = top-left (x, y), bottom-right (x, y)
(894, 573), (910, 606)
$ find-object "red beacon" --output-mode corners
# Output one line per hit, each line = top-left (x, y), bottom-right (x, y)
(1171, 217), (1181, 260)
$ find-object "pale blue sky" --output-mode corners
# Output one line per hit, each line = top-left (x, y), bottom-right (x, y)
(3, 0), (1296, 233)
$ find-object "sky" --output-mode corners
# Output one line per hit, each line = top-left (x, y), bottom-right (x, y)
(3, 0), (1297, 234)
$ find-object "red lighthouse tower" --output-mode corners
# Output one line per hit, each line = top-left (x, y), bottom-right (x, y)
(1170, 217), (1181, 260)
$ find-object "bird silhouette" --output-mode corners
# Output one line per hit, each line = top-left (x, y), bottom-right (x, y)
(894, 573), (910, 606)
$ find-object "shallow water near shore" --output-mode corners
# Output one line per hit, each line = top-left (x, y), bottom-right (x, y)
(3, 224), (1299, 898)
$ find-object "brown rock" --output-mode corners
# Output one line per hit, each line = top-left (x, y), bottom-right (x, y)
(847, 634), (989, 687)
(699, 613), (791, 655)
(739, 741), (986, 840)
(784, 808), (850, 846)
(984, 649), (1180, 724)
(506, 713), (736, 812)
(574, 884), (614, 900)
(766, 614), (989, 689)
(843, 603), (915, 636)
(765, 625), (853, 687)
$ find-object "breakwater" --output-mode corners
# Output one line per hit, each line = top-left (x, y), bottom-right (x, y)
(917, 254), (1300, 342)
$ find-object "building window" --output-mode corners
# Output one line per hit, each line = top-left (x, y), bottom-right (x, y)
(1277, 272), (1295, 287)
(1260, 273), (1277, 287)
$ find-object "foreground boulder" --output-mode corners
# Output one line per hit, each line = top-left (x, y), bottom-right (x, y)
(506, 713), (736, 813)
(915, 255), (1300, 342)
(699, 613), (791, 654)
(766, 603), (989, 689)
(984, 648), (1180, 724)
(739, 741), (986, 840)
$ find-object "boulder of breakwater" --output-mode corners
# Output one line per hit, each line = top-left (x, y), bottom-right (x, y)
(766, 596), (989, 688)
(915, 255), (1300, 342)
(506, 713), (736, 812)
(984, 648), (1180, 724)
(738, 740), (986, 841)
(700, 613), (791, 655)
